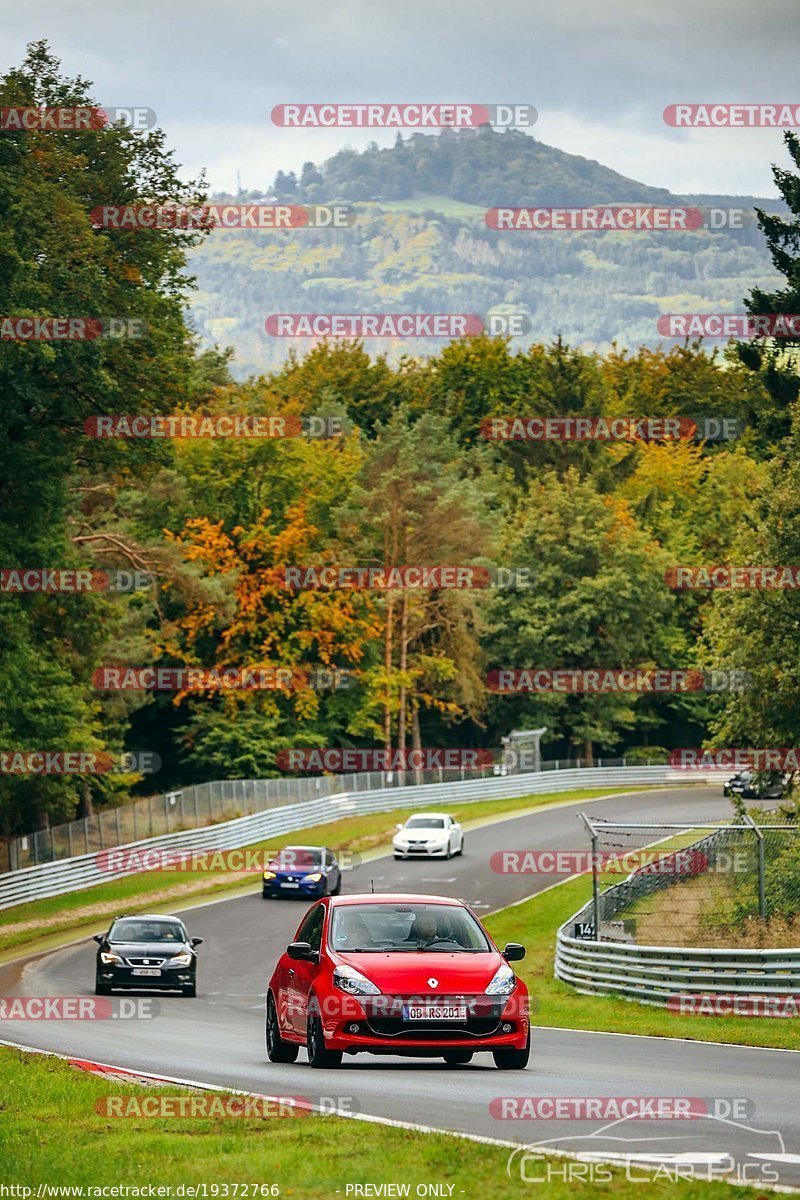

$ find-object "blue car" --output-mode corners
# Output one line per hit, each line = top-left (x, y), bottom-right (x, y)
(262, 845), (342, 899)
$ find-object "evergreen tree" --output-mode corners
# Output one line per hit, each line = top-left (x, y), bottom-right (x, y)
(737, 132), (800, 447)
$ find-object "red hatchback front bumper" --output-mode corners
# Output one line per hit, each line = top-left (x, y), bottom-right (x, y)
(320, 989), (530, 1053)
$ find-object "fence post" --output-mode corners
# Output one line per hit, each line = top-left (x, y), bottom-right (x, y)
(743, 813), (766, 921)
(578, 811), (601, 941)
(84, 818), (89, 854)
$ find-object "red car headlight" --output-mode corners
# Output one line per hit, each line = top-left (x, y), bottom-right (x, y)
(333, 965), (381, 996)
(485, 964), (516, 995)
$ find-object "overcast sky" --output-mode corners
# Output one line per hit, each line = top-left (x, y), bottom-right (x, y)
(3, 0), (797, 197)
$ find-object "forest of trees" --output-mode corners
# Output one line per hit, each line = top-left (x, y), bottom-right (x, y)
(190, 131), (785, 377)
(3, 43), (800, 839)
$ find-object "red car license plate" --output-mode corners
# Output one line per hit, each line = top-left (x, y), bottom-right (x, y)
(403, 1004), (467, 1020)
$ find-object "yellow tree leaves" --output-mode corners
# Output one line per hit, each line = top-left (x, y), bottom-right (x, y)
(161, 502), (382, 717)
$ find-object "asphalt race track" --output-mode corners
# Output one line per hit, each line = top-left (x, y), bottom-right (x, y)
(2, 786), (799, 1190)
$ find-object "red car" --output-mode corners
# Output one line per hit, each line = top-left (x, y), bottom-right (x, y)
(266, 893), (530, 1069)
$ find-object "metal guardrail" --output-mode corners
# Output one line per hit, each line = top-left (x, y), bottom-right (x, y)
(555, 930), (800, 1003)
(3, 753), (636, 872)
(0, 765), (713, 911)
(555, 821), (800, 1006)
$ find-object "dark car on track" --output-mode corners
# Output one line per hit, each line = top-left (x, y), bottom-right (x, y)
(262, 845), (341, 899)
(94, 913), (202, 996)
(723, 769), (788, 800)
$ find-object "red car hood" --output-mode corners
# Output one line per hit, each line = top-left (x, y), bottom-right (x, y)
(334, 950), (503, 994)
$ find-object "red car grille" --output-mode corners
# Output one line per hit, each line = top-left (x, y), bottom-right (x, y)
(362, 995), (505, 1038)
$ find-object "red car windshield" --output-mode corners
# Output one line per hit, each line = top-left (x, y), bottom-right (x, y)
(330, 903), (491, 952)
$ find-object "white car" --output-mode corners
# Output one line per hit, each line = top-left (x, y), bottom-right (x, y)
(393, 812), (464, 859)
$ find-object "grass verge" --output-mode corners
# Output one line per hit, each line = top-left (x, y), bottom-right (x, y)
(0, 787), (654, 960)
(485, 872), (800, 1051)
(0, 1045), (761, 1198)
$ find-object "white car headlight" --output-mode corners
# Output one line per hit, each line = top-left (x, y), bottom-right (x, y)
(485, 964), (516, 995)
(168, 952), (193, 966)
(100, 951), (123, 965)
(333, 965), (381, 995)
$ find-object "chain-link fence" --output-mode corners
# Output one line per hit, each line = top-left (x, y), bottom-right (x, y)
(1, 753), (651, 873)
(575, 813), (800, 949)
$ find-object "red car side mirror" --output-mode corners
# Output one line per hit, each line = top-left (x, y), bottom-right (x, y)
(287, 941), (319, 963)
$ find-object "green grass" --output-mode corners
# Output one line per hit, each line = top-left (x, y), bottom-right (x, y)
(0, 1045), (761, 1198)
(0, 787), (653, 959)
(485, 872), (800, 1051)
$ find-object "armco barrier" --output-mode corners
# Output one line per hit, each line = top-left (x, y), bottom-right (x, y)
(555, 824), (800, 1007)
(555, 928), (800, 1006)
(0, 765), (716, 910)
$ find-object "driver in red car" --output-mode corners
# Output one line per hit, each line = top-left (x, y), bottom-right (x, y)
(406, 911), (441, 946)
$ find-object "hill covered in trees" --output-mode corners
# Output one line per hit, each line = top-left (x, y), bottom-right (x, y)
(266, 127), (775, 210)
(188, 129), (784, 377)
